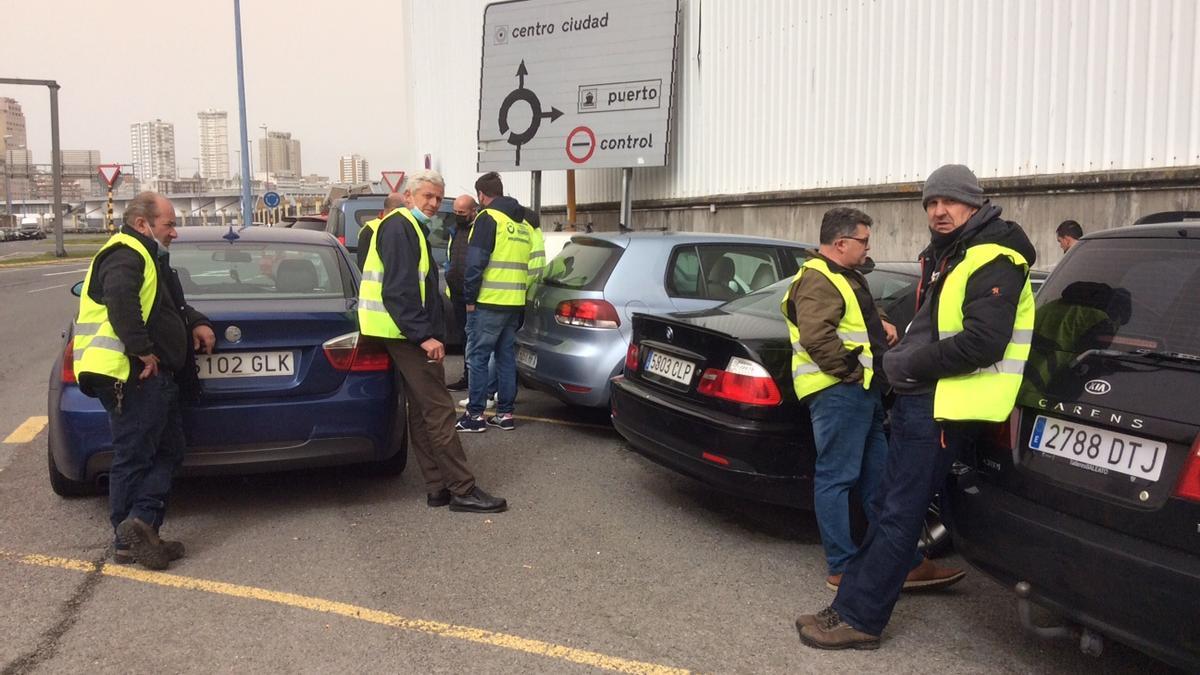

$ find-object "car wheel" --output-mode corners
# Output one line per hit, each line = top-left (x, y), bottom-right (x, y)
(48, 447), (99, 497)
(369, 416), (409, 476)
(918, 501), (953, 558)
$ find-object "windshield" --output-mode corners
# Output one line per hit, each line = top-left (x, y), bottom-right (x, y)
(171, 242), (348, 300)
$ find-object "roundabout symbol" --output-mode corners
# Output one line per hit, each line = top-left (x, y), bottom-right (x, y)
(498, 59), (563, 166)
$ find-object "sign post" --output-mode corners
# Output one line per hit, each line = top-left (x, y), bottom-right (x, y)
(97, 164), (122, 232)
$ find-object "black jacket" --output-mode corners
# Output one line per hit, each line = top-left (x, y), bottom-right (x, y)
(464, 196), (528, 311)
(883, 203), (1036, 394)
(444, 220), (472, 298)
(79, 226), (210, 394)
(356, 225), (374, 272)
(378, 208), (444, 344)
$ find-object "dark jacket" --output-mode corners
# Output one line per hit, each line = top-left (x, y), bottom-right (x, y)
(883, 203), (1036, 394)
(787, 251), (891, 388)
(444, 219), (473, 298)
(356, 225), (374, 272)
(378, 208), (444, 344)
(79, 225), (211, 395)
(464, 195), (527, 311)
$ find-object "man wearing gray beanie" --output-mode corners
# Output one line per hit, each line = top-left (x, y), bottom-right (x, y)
(798, 164), (1037, 650)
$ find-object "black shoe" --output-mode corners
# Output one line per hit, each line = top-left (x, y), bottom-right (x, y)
(449, 487), (508, 513)
(427, 488), (452, 507)
(115, 539), (184, 565)
(446, 378), (469, 392)
(115, 517), (170, 570)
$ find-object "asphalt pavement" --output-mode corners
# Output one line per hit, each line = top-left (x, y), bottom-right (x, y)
(0, 257), (1177, 673)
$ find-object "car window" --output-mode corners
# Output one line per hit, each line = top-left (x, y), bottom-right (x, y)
(1034, 238), (1200, 355)
(542, 239), (623, 291)
(667, 246), (702, 297)
(865, 270), (919, 304)
(170, 242), (347, 300)
(669, 244), (781, 300)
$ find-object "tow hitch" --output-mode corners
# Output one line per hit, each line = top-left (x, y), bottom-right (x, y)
(1014, 581), (1104, 657)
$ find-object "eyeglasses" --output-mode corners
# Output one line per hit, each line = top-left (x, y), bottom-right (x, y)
(839, 236), (870, 246)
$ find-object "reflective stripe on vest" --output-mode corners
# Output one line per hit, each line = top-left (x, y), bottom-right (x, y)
(779, 258), (874, 400)
(73, 232), (158, 382)
(357, 208), (429, 339)
(476, 208), (533, 307)
(933, 243), (1036, 422)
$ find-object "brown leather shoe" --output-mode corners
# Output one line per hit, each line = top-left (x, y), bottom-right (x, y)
(798, 609), (880, 650)
(824, 573), (842, 591)
(902, 558), (966, 591)
(795, 606), (837, 630)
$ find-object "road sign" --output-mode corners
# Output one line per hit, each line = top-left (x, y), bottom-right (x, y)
(381, 171), (406, 192)
(97, 164), (121, 187)
(263, 191), (281, 208)
(477, 0), (679, 172)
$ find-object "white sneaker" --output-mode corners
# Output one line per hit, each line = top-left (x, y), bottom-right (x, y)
(458, 395), (496, 409)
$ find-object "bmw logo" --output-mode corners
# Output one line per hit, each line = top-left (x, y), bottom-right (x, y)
(665, 326), (674, 341)
(224, 325), (243, 344)
(1084, 379), (1111, 395)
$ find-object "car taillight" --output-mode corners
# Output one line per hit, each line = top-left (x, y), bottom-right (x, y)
(323, 332), (390, 372)
(555, 299), (620, 328)
(696, 357), (782, 406)
(62, 338), (76, 384)
(625, 342), (639, 372)
(1173, 433), (1200, 503)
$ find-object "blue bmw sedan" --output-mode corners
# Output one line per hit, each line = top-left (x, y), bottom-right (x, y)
(47, 226), (405, 496)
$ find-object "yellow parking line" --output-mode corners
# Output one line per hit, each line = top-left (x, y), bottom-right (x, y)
(0, 550), (689, 675)
(3, 416), (48, 444)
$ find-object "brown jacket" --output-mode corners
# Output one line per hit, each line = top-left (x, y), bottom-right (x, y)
(787, 253), (890, 385)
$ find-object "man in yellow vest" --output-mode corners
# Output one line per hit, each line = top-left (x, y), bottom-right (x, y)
(74, 191), (215, 569)
(799, 164), (1036, 650)
(457, 172), (534, 432)
(356, 192), (406, 271)
(358, 170), (506, 513)
(783, 207), (964, 598)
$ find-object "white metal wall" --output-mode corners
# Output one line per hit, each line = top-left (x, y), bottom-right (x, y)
(405, 0), (1200, 206)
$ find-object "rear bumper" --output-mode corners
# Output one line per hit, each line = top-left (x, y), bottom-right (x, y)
(610, 376), (812, 509)
(515, 330), (626, 407)
(950, 471), (1200, 670)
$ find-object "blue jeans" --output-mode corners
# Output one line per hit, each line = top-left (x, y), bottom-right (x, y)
(97, 372), (186, 538)
(808, 381), (890, 575)
(832, 393), (979, 636)
(464, 313), (499, 398)
(466, 309), (519, 416)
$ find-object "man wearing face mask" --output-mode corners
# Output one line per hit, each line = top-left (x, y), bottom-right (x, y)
(443, 194), (478, 391)
(74, 191), (216, 570)
(359, 170), (507, 513)
(798, 164), (1036, 650)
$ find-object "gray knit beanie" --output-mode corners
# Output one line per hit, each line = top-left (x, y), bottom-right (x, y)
(921, 164), (984, 208)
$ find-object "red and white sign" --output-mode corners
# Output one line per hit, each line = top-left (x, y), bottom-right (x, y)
(97, 164), (122, 187)
(381, 170), (406, 192)
(565, 126), (596, 164)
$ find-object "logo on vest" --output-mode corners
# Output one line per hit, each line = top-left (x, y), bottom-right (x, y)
(507, 223), (516, 234)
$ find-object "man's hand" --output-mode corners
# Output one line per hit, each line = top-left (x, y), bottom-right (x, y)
(466, 304), (475, 313)
(421, 338), (445, 363)
(882, 320), (899, 347)
(137, 353), (160, 380)
(192, 324), (217, 354)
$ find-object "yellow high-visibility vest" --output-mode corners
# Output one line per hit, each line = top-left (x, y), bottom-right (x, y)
(474, 208), (533, 307)
(358, 208), (429, 339)
(74, 232), (158, 382)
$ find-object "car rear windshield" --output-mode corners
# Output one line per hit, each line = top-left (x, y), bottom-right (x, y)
(541, 239), (623, 291)
(1036, 238), (1200, 355)
(170, 242), (348, 300)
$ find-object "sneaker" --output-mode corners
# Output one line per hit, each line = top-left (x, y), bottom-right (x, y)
(454, 413), (487, 433)
(446, 378), (469, 392)
(795, 606), (838, 630)
(901, 558), (966, 592)
(114, 517), (170, 570)
(458, 395), (496, 409)
(797, 608), (880, 650)
(486, 413), (515, 431)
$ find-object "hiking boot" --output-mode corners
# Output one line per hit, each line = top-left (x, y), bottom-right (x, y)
(902, 558), (966, 592)
(486, 413), (515, 431)
(115, 517), (170, 570)
(795, 606), (838, 630)
(455, 413), (487, 433)
(115, 539), (184, 565)
(798, 608), (880, 650)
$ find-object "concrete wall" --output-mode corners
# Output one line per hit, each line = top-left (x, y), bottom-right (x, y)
(541, 168), (1200, 270)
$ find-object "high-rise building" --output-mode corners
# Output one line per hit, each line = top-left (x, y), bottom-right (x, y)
(198, 109), (230, 180)
(338, 154), (369, 183)
(0, 97), (28, 152)
(258, 130), (302, 181)
(130, 119), (177, 180)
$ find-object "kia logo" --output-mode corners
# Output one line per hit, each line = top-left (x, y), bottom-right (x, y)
(1084, 379), (1112, 395)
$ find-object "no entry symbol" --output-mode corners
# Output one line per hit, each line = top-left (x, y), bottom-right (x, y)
(566, 126), (596, 164)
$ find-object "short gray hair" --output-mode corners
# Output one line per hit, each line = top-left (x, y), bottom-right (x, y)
(404, 169), (445, 193)
(124, 191), (161, 227)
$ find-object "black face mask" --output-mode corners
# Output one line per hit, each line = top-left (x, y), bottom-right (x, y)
(455, 215), (470, 226)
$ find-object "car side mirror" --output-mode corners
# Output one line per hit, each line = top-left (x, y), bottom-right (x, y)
(71, 281), (83, 297)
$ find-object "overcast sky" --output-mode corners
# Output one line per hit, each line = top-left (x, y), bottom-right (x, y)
(2, 0), (423, 179)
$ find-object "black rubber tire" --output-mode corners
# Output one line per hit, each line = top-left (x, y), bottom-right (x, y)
(369, 412), (409, 476)
(48, 447), (99, 497)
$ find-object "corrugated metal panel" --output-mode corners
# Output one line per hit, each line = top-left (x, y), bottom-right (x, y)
(404, 0), (1200, 206)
